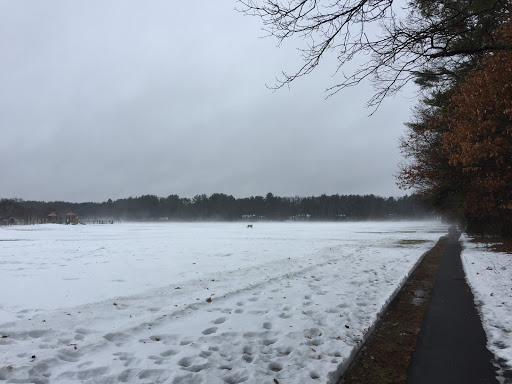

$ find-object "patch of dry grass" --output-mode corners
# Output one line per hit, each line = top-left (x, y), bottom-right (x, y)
(398, 239), (429, 246)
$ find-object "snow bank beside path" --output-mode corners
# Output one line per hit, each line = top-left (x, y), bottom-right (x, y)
(461, 235), (512, 380)
(0, 221), (446, 383)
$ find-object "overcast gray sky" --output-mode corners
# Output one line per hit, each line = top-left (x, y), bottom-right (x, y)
(0, 1), (416, 202)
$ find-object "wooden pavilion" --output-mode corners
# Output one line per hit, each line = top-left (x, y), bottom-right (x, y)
(65, 211), (78, 224)
(48, 212), (57, 223)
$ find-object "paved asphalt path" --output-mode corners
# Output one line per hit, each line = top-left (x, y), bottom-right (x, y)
(406, 230), (498, 384)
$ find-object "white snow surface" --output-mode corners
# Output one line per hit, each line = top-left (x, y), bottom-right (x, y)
(0, 221), (447, 384)
(461, 234), (512, 378)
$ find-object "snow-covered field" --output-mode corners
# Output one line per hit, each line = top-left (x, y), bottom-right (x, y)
(461, 235), (512, 380)
(0, 221), (447, 384)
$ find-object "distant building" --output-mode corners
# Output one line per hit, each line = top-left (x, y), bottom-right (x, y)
(0, 217), (15, 226)
(289, 214), (311, 221)
(48, 212), (58, 223)
(65, 211), (78, 224)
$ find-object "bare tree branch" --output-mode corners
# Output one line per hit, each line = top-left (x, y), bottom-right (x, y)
(237, 0), (512, 108)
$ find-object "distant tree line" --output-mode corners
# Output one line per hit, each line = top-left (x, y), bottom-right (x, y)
(1, 193), (435, 223)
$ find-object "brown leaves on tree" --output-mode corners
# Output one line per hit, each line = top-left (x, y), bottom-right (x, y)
(442, 40), (512, 223)
(399, 22), (512, 235)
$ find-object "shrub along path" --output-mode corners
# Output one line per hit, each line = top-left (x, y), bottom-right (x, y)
(339, 230), (498, 384)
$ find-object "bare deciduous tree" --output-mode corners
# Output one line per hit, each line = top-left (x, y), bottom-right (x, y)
(238, 0), (512, 109)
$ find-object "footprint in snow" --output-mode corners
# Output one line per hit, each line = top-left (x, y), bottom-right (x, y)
(172, 373), (203, 384)
(178, 356), (194, 367)
(138, 369), (169, 381)
(202, 327), (218, 335)
(262, 338), (277, 346)
(27, 330), (48, 339)
(117, 369), (138, 383)
(223, 371), (249, 384)
(310, 370), (321, 379)
(180, 338), (194, 346)
(199, 350), (213, 358)
(243, 354), (253, 363)
(277, 346), (293, 355)
(243, 345), (253, 355)
(103, 332), (131, 344)
(160, 349), (178, 357)
(268, 361), (283, 372)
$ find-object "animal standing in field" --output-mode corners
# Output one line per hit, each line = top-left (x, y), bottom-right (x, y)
(247, 224), (253, 228)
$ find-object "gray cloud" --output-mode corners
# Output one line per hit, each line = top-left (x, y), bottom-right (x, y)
(0, 0), (415, 202)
